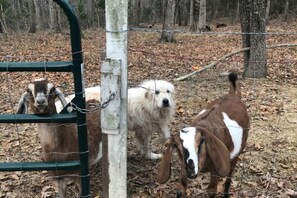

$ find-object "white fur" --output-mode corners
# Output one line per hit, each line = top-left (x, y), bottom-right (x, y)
(128, 80), (175, 159)
(55, 81), (175, 160)
(198, 109), (207, 116)
(55, 86), (101, 113)
(91, 142), (102, 165)
(180, 127), (199, 174)
(222, 112), (243, 159)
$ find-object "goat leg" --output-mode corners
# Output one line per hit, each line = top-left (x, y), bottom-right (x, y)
(176, 170), (188, 198)
(56, 179), (67, 198)
(223, 159), (238, 198)
(207, 171), (220, 198)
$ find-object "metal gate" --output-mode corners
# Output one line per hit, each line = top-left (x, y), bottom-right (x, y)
(0, 0), (90, 197)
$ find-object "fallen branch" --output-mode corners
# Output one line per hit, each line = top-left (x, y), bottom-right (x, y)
(174, 43), (297, 81)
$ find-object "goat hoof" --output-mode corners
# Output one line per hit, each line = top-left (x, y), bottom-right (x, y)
(176, 189), (182, 198)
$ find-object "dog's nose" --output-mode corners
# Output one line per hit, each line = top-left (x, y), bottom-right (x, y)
(162, 98), (169, 107)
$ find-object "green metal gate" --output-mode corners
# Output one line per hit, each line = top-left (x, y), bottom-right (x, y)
(0, 0), (90, 197)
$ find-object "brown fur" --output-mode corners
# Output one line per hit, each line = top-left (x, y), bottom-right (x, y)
(157, 73), (250, 198)
(16, 80), (102, 198)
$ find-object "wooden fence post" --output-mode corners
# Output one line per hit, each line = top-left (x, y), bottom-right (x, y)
(101, 0), (128, 197)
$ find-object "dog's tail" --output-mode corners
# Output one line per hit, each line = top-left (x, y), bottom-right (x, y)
(228, 72), (241, 98)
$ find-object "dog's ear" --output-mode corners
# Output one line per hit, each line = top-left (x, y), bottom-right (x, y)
(197, 127), (230, 177)
(156, 137), (175, 184)
(144, 88), (153, 100)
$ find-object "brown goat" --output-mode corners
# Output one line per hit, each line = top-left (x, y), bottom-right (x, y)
(157, 73), (250, 198)
(16, 79), (102, 198)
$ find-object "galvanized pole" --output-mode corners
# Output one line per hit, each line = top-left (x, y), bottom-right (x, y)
(101, 0), (128, 197)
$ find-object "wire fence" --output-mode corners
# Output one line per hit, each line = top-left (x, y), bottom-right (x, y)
(0, 25), (297, 197)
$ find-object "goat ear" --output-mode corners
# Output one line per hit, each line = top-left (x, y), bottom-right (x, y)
(198, 127), (230, 177)
(156, 138), (175, 184)
(54, 88), (68, 108)
(16, 92), (29, 114)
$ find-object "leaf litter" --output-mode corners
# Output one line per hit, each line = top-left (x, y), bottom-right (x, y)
(0, 21), (297, 197)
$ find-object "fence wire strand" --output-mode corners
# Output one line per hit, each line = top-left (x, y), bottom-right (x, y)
(0, 28), (297, 197)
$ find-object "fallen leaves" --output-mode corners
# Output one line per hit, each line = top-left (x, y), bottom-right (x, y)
(1, 21), (297, 197)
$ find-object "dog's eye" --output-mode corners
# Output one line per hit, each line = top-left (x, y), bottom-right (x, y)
(155, 90), (160, 95)
(167, 90), (170, 93)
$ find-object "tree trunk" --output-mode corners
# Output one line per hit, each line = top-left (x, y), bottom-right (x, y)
(198, 0), (207, 32)
(49, 1), (55, 31)
(150, 0), (157, 24)
(160, 0), (176, 43)
(236, 0), (240, 22)
(239, 0), (251, 69)
(136, 0), (141, 24)
(0, 4), (7, 34)
(87, 0), (95, 28)
(33, 0), (41, 31)
(177, 0), (188, 26)
(189, 0), (196, 31)
(225, 0), (230, 18)
(265, 0), (270, 24)
(244, 0), (267, 78)
(28, 0), (36, 33)
(284, 0), (289, 21)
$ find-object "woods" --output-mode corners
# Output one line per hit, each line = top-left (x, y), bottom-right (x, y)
(0, 0), (296, 33)
(1, 0), (297, 197)
(0, 0), (296, 79)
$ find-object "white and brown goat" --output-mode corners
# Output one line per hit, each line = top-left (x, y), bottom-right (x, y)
(16, 78), (102, 198)
(157, 73), (250, 198)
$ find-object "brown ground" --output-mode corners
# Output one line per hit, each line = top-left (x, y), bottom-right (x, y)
(0, 20), (297, 197)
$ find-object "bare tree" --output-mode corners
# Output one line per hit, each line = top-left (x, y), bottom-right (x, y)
(176, 0), (189, 26)
(198, 0), (208, 32)
(236, 0), (240, 22)
(239, 0), (250, 70)
(189, 0), (196, 31)
(265, 0), (271, 24)
(284, 0), (289, 21)
(87, 0), (95, 28)
(33, 0), (41, 31)
(49, 1), (55, 30)
(0, 3), (7, 34)
(28, 0), (36, 33)
(160, 0), (176, 43)
(240, 0), (267, 78)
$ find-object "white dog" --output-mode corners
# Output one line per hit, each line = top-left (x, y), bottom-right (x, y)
(128, 80), (175, 159)
(55, 80), (175, 160)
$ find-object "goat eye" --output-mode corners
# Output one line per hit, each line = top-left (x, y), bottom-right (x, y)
(26, 89), (33, 95)
(155, 90), (160, 95)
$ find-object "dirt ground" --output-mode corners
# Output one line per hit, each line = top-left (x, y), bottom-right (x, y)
(0, 20), (297, 197)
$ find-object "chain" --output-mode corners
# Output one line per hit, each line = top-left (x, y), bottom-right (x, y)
(70, 92), (116, 114)
(100, 92), (116, 109)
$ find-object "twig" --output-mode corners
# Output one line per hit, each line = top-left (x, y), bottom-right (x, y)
(174, 43), (297, 81)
